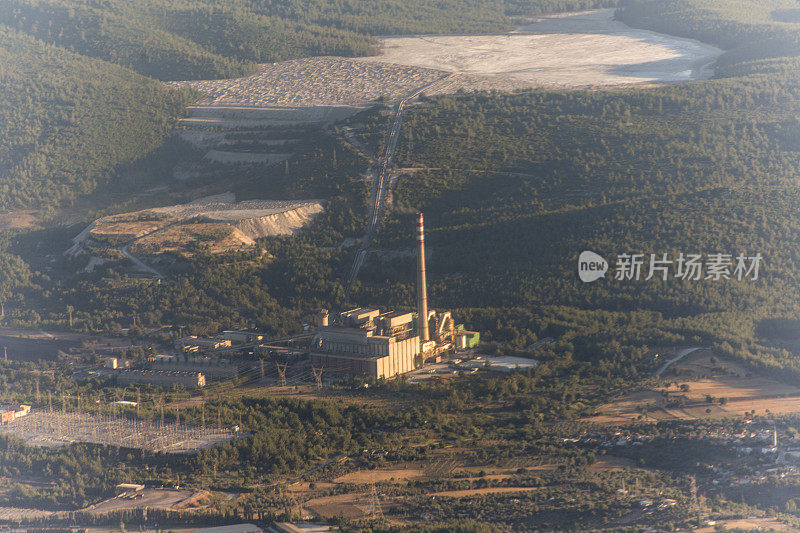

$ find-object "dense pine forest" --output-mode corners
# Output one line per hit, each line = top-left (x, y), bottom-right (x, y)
(0, 27), (193, 211)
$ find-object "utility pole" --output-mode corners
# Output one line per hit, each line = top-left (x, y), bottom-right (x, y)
(260, 359), (264, 379)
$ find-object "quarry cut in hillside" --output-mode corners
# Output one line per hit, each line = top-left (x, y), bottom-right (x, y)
(67, 196), (324, 257)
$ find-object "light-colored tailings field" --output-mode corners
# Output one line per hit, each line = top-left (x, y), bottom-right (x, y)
(169, 57), (448, 108)
(170, 9), (721, 122)
(360, 9), (723, 88)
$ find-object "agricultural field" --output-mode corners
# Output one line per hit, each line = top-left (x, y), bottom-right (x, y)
(696, 517), (800, 532)
(588, 350), (800, 423)
(283, 458), (566, 521)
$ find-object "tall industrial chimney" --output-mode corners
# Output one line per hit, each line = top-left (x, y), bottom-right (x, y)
(416, 212), (429, 342)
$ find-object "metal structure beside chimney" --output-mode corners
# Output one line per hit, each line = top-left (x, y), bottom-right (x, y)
(416, 212), (429, 343)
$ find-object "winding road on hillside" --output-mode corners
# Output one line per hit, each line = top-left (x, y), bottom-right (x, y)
(654, 346), (704, 376)
(120, 225), (175, 282)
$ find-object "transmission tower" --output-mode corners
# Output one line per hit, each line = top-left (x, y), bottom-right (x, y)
(689, 475), (703, 525)
(312, 366), (324, 390)
(276, 362), (288, 387)
(155, 396), (165, 425)
(368, 481), (384, 521)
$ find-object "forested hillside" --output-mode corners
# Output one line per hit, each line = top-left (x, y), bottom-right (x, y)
(0, 0), (613, 81)
(346, 0), (800, 382)
(0, 26), (192, 211)
(0, 0), (616, 216)
(618, 0), (800, 73)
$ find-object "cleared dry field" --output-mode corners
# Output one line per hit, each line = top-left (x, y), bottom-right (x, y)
(82, 489), (207, 514)
(334, 468), (426, 484)
(0, 506), (56, 521)
(696, 517), (800, 532)
(303, 491), (371, 520)
(363, 9), (722, 88)
(589, 350), (800, 423)
(0, 210), (37, 230)
(587, 455), (635, 472)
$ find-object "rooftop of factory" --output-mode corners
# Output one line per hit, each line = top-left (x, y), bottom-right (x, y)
(326, 307), (416, 339)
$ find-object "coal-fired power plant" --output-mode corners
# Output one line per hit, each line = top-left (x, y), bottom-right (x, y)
(416, 212), (429, 342)
(308, 213), (480, 379)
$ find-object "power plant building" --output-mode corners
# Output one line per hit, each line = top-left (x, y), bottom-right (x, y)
(151, 355), (239, 380)
(115, 368), (207, 389)
(310, 308), (421, 379)
(310, 213), (475, 379)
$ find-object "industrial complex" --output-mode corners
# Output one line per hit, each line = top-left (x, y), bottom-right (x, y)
(0, 214), (490, 452)
(101, 213), (479, 383)
(310, 213), (478, 379)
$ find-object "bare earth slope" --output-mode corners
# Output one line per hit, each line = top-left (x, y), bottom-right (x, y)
(67, 195), (323, 257)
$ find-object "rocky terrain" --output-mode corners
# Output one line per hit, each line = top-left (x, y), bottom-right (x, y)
(67, 195), (323, 258)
